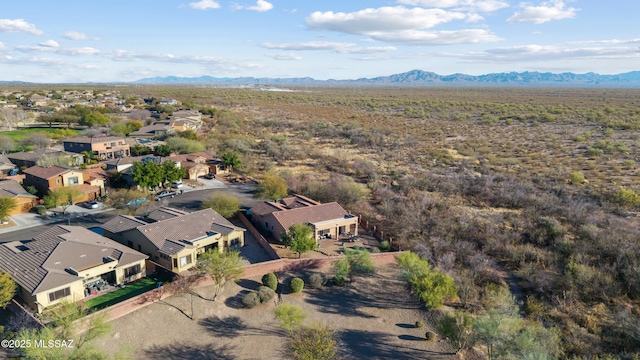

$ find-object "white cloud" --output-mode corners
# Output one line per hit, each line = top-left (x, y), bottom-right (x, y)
(261, 41), (397, 54)
(247, 0), (273, 12)
(396, 0), (508, 12)
(265, 53), (302, 60)
(306, 6), (499, 45)
(435, 42), (640, 63)
(370, 29), (501, 45)
(63, 31), (90, 40)
(0, 19), (44, 36)
(507, 0), (577, 24)
(39, 40), (59, 48)
(0, 42), (7, 52)
(307, 7), (468, 34)
(189, 0), (220, 10)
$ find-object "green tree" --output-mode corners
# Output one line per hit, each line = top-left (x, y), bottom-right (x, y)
(280, 223), (315, 258)
(161, 160), (186, 184)
(221, 152), (241, 172)
(44, 186), (83, 214)
(178, 129), (198, 140)
(80, 110), (111, 127)
(130, 144), (151, 156)
(17, 302), (127, 360)
(0, 270), (15, 308)
(130, 160), (164, 189)
(165, 137), (205, 154)
(0, 196), (17, 221)
(473, 287), (523, 360)
(154, 144), (171, 157)
(195, 250), (244, 301)
(105, 188), (149, 215)
(262, 272), (278, 291)
(333, 249), (375, 282)
(437, 310), (475, 353)
(396, 251), (458, 309)
(274, 303), (308, 336)
(201, 192), (241, 219)
(256, 172), (288, 200)
(288, 322), (338, 360)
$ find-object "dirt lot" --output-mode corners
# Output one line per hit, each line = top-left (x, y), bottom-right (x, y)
(94, 264), (458, 360)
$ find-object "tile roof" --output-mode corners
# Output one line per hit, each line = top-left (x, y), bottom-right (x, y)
(146, 207), (189, 222)
(0, 226), (147, 295)
(0, 154), (15, 166)
(63, 136), (124, 144)
(103, 207), (245, 256)
(102, 215), (149, 233)
(272, 202), (351, 232)
(0, 180), (37, 199)
(22, 165), (70, 179)
(7, 148), (59, 162)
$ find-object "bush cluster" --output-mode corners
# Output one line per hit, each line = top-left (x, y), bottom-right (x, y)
(262, 273), (278, 291)
(308, 273), (325, 289)
(289, 277), (304, 293)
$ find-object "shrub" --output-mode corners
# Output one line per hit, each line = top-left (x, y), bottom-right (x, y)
(426, 331), (436, 342)
(415, 321), (425, 328)
(242, 291), (261, 308)
(332, 276), (344, 286)
(34, 205), (47, 216)
(570, 172), (585, 185)
(378, 241), (390, 251)
(257, 286), (276, 303)
(613, 187), (640, 207)
(370, 247), (381, 253)
(290, 277), (304, 293)
(262, 273), (278, 291)
(308, 273), (325, 289)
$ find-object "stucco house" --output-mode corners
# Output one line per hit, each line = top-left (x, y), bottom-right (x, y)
(128, 124), (174, 138)
(167, 152), (212, 179)
(62, 136), (130, 161)
(7, 148), (84, 169)
(22, 165), (100, 201)
(0, 225), (148, 313)
(0, 179), (38, 215)
(249, 194), (358, 242)
(101, 207), (245, 274)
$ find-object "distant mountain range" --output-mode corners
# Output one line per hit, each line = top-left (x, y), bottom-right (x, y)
(133, 70), (640, 88)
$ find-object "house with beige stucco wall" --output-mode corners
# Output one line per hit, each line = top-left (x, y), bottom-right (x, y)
(0, 226), (147, 313)
(101, 207), (245, 274)
(249, 194), (358, 242)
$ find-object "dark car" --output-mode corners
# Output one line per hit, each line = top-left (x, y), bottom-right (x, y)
(154, 190), (177, 201)
(203, 173), (215, 179)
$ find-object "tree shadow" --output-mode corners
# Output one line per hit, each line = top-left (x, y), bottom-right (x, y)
(236, 279), (261, 291)
(224, 290), (250, 309)
(303, 272), (421, 319)
(398, 334), (426, 341)
(396, 323), (415, 329)
(144, 342), (236, 360)
(340, 330), (453, 360)
(199, 315), (286, 338)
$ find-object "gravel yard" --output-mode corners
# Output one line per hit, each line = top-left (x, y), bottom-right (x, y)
(94, 264), (459, 359)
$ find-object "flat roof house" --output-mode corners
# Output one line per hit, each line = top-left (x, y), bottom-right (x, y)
(249, 194), (358, 242)
(101, 207), (246, 274)
(0, 226), (148, 313)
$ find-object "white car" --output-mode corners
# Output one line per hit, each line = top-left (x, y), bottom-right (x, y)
(171, 181), (184, 189)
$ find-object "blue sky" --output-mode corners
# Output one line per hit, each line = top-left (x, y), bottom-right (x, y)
(0, 1), (637, 83)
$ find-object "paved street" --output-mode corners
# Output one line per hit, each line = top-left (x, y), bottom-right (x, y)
(0, 183), (259, 242)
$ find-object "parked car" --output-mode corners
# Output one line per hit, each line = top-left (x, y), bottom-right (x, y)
(203, 173), (215, 179)
(124, 197), (147, 207)
(171, 181), (184, 189)
(155, 190), (177, 201)
(87, 200), (100, 209)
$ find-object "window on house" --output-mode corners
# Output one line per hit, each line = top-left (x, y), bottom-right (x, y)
(127, 241), (133, 248)
(173, 258), (178, 268)
(56, 179), (60, 184)
(68, 176), (79, 185)
(124, 264), (141, 277)
(48, 287), (71, 302)
(180, 255), (192, 267)
(111, 142), (116, 147)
